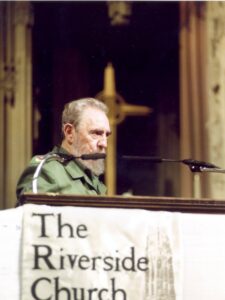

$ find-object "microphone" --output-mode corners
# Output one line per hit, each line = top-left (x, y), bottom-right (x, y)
(122, 155), (221, 171)
(79, 153), (106, 160)
(32, 152), (106, 193)
(55, 152), (106, 162)
(181, 159), (219, 169)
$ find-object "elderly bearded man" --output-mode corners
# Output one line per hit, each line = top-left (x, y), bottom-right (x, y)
(16, 98), (111, 205)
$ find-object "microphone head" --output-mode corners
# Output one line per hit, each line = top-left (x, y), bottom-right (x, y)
(81, 153), (106, 160)
(182, 159), (219, 169)
(56, 152), (106, 161)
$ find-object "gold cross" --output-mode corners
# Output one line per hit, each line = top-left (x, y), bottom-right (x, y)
(96, 62), (152, 195)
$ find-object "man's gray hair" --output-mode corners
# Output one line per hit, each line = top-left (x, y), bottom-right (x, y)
(62, 98), (108, 131)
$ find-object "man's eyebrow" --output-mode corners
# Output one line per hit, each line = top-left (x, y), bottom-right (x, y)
(90, 129), (111, 135)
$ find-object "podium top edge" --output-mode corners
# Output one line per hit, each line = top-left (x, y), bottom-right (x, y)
(20, 193), (225, 214)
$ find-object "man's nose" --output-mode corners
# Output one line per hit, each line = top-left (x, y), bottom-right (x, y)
(98, 135), (107, 149)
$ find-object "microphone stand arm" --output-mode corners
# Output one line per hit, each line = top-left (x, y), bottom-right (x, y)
(122, 155), (225, 173)
(122, 154), (225, 198)
(32, 153), (60, 194)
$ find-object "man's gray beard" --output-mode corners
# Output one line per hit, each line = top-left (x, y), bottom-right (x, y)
(78, 159), (105, 176)
(73, 137), (105, 176)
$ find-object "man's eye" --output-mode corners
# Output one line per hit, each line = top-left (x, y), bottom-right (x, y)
(91, 130), (102, 136)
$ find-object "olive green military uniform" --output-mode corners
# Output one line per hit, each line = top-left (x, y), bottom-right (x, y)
(16, 146), (107, 206)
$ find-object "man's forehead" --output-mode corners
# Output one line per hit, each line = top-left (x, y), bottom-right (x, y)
(81, 107), (110, 128)
(82, 107), (107, 120)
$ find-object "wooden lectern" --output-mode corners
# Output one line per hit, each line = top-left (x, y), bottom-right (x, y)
(21, 193), (225, 214)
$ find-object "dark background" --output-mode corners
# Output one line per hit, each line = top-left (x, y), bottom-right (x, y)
(32, 1), (180, 196)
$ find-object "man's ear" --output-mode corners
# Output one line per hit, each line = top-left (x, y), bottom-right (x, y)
(63, 123), (75, 144)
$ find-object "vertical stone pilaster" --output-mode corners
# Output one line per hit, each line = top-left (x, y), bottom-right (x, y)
(180, 2), (225, 199)
(0, 2), (33, 208)
(206, 2), (225, 198)
(0, 3), (5, 209)
(179, 2), (209, 198)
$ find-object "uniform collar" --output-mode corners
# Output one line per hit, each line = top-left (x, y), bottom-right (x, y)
(52, 145), (106, 194)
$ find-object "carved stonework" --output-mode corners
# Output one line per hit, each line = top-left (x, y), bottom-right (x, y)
(14, 2), (33, 27)
(207, 2), (225, 197)
(0, 2), (33, 208)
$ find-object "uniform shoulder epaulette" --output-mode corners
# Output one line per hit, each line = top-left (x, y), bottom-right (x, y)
(33, 155), (45, 163)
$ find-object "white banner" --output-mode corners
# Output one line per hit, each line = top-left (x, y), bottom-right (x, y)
(21, 204), (181, 300)
(0, 206), (23, 299)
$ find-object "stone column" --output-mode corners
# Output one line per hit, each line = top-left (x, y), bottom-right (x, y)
(179, 2), (209, 198)
(0, 3), (5, 209)
(0, 2), (33, 208)
(180, 2), (225, 199)
(206, 2), (225, 198)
